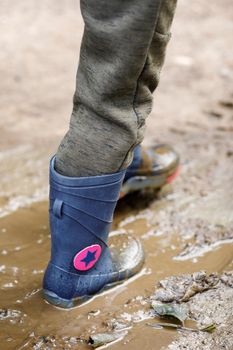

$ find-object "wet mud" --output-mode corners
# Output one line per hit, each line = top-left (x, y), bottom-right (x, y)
(1, 0), (233, 349)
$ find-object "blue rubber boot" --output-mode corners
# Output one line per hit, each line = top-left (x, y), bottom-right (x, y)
(43, 157), (144, 308)
(120, 144), (180, 198)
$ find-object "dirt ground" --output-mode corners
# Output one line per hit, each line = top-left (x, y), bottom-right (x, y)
(0, 0), (233, 349)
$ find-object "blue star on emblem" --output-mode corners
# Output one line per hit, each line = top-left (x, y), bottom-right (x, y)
(81, 250), (97, 267)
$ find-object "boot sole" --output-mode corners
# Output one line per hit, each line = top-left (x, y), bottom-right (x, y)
(120, 165), (180, 198)
(43, 276), (133, 309)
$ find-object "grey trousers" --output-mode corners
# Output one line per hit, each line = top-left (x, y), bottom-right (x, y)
(55, 0), (177, 177)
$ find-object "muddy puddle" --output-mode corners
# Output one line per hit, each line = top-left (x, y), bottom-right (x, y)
(1, 178), (233, 349)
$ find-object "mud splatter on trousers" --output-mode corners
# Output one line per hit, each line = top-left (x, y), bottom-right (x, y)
(55, 0), (178, 177)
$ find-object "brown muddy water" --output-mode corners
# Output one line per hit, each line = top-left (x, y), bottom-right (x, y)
(1, 177), (233, 349)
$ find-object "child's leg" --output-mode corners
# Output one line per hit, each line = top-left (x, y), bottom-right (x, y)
(43, 0), (178, 308)
(55, 0), (177, 177)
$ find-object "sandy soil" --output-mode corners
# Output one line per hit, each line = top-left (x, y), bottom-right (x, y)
(0, 1), (233, 349)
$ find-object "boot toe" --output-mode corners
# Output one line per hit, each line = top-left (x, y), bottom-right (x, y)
(151, 144), (179, 175)
(109, 233), (145, 283)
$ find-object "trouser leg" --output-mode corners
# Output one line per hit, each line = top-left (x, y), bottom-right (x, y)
(55, 0), (177, 177)
(133, 0), (177, 143)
